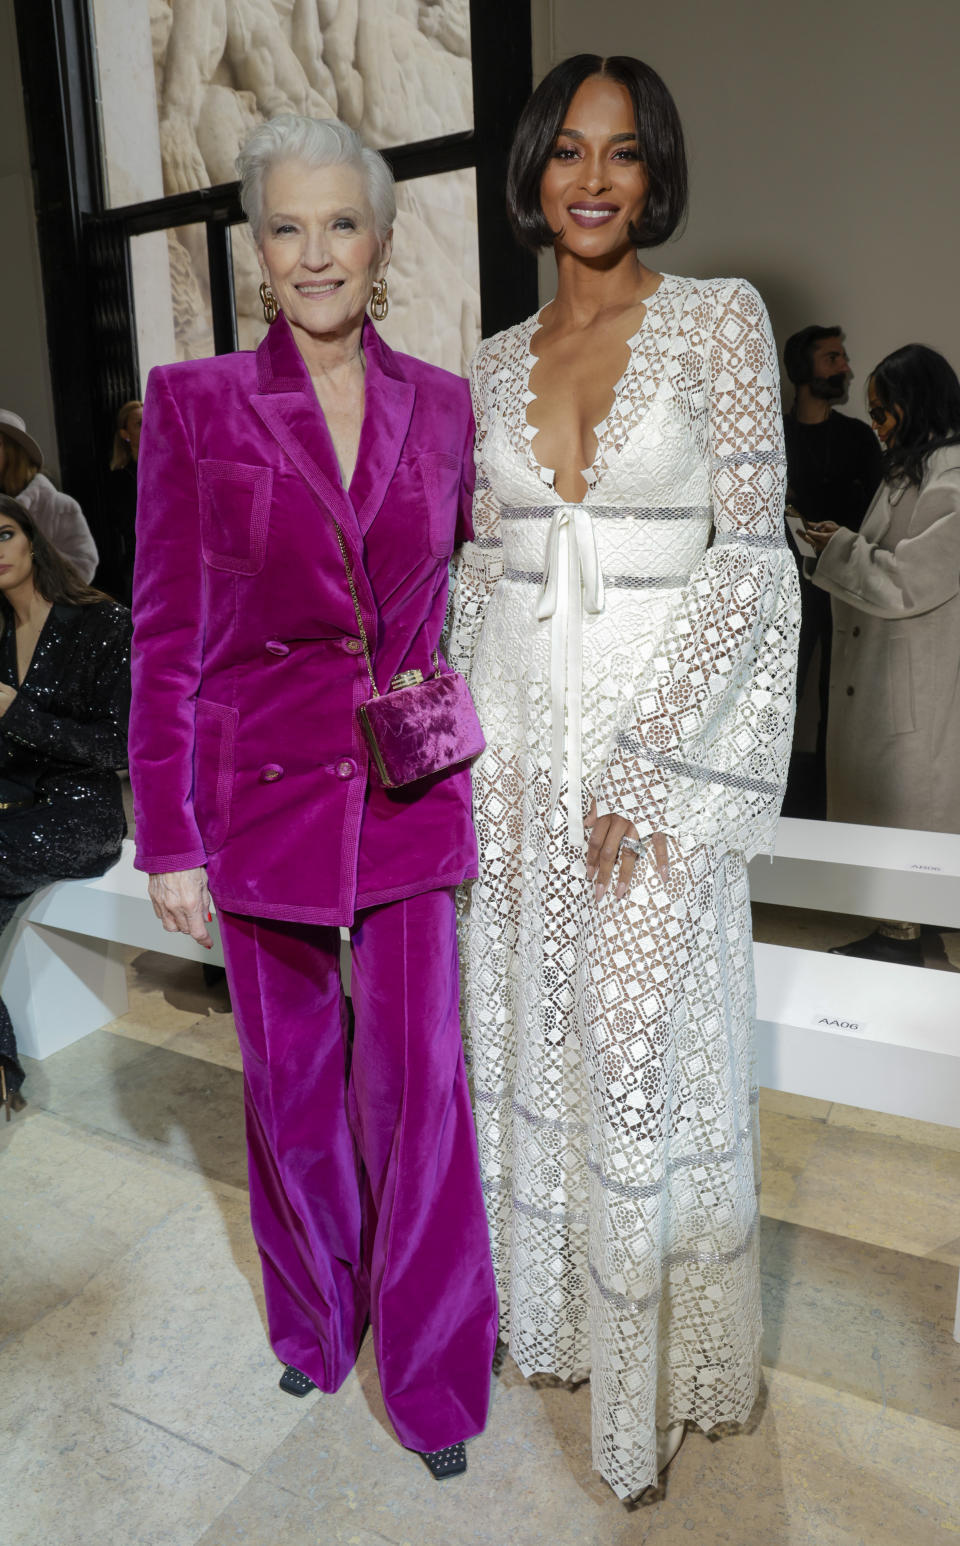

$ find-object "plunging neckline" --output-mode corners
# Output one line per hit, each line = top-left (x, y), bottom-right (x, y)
(522, 275), (668, 505)
(8, 603), (54, 689)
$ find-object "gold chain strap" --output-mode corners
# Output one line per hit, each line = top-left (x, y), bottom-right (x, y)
(333, 522), (380, 699)
(334, 522), (443, 694)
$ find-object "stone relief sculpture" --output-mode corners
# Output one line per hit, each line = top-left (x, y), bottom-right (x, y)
(147, 0), (478, 371)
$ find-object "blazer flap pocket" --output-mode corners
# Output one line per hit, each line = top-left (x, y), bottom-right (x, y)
(199, 460), (272, 573)
(193, 699), (239, 853)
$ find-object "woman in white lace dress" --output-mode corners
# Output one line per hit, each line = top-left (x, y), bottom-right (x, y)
(445, 56), (800, 1500)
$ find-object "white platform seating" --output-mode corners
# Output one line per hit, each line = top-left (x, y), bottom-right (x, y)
(749, 816), (960, 929)
(748, 817), (960, 1130)
(3, 824), (958, 1330)
(0, 841), (223, 1060)
(749, 816), (960, 1341)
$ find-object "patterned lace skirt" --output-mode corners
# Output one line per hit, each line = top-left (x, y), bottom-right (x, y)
(459, 756), (762, 1499)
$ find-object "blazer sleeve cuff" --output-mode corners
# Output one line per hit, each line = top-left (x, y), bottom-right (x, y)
(134, 846), (209, 875)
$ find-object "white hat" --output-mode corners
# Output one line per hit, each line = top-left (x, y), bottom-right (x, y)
(0, 410), (43, 469)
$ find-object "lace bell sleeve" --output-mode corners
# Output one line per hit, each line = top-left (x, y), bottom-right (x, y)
(442, 340), (504, 679)
(596, 279), (801, 860)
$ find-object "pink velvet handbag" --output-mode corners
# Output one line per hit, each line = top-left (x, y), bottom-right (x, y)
(334, 524), (485, 789)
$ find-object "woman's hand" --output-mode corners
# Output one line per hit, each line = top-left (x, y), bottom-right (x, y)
(148, 867), (214, 949)
(0, 682), (17, 718)
(798, 521), (840, 554)
(584, 800), (670, 903)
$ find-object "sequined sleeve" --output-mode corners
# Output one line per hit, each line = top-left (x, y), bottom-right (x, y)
(0, 606), (131, 770)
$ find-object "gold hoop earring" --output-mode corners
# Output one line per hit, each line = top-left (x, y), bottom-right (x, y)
(259, 281), (279, 324)
(371, 278), (389, 322)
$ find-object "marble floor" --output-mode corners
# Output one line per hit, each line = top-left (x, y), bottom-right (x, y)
(2, 942), (960, 1546)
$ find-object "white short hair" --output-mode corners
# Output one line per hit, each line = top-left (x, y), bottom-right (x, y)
(237, 114), (396, 242)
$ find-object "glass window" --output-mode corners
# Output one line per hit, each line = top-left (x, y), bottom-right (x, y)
(232, 222), (267, 354)
(91, 0), (473, 210)
(130, 227), (215, 383)
(380, 168), (479, 374)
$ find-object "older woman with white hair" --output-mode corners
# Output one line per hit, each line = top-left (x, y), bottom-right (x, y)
(128, 114), (496, 1478)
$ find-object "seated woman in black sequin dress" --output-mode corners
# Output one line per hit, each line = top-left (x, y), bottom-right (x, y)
(0, 494), (131, 1116)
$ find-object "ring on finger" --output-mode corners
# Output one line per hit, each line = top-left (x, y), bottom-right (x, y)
(619, 836), (644, 858)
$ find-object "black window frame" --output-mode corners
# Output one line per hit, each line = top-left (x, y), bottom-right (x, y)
(13, 0), (537, 558)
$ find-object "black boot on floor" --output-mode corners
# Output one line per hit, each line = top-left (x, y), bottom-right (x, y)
(419, 1443), (467, 1480)
(920, 927), (960, 973)
(278, 1365), (317, 1397)
(829, 929), (923, 966)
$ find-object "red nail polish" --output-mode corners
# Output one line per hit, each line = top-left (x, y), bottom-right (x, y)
(207, 911), (213, 922)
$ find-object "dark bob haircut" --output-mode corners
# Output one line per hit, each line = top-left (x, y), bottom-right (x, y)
(783, 324), (843, 387)
(870, 343), (960, 488)
(506, 54), (688, 253)
(0, 494), (110, 614)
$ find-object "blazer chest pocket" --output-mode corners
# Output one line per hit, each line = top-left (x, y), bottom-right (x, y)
(416, 452), (462, 559)
(199, 461), (272, 573)
(193, 700), (238, 854)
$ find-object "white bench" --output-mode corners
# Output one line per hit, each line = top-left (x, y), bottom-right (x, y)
(749, 817), (960, 1129)
(749, 817), (960, 1340)
(7, 825), (960, 1104)
(3, 824), (958, 1331)
(0, 840), (224, 1060)
(749, 816), (960, 929)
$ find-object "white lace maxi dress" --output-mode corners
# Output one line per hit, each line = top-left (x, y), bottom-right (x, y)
(445, 275), (801, 1500)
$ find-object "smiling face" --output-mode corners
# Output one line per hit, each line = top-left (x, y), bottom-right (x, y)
(539, 75), (649, 258)
(0, 512), (34, 593)
(867, 377), (900, 447)
(257, 158), (391, 345)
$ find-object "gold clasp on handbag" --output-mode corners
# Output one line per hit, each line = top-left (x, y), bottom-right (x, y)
(389, 668), (424, 691)
(389, 651), (441, 693)
(332, 522), (446, 709)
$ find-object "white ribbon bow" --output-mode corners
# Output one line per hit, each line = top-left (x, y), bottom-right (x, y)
(536, 505), (606, 847)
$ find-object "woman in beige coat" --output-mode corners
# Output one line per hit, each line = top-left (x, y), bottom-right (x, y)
(802, 343), (960, 963)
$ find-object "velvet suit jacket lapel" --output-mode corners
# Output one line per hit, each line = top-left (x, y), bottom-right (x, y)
(350, 318), (415, 536)
(248, 314), (381, 640)
(248, 314), (415, 544)
(249, 313), (358, 536)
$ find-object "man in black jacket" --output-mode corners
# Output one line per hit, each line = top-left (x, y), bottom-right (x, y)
(782, 325), (883, 816)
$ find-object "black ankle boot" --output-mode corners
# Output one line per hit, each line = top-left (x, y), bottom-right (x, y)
(278, 1365), (317, 1397)
(418, 1443), (467, 1479)
(829, 929), (923, 966)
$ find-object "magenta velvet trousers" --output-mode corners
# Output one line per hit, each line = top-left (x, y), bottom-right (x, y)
(218, 887), (498, 1452)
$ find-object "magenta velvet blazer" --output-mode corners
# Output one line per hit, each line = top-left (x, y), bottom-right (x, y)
(129, 315), (477, 925)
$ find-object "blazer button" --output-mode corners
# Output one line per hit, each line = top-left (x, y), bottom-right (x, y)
(846, 686), (855, 697)
(344, 638), (362, 654)
(265, 640), (290, 657)
(336, 758), (357, 780)
(852, 626), (861, 638)
(259, 764), (285, 782)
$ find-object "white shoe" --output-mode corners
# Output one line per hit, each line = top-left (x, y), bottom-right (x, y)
(656, 1421), (687, 1475)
